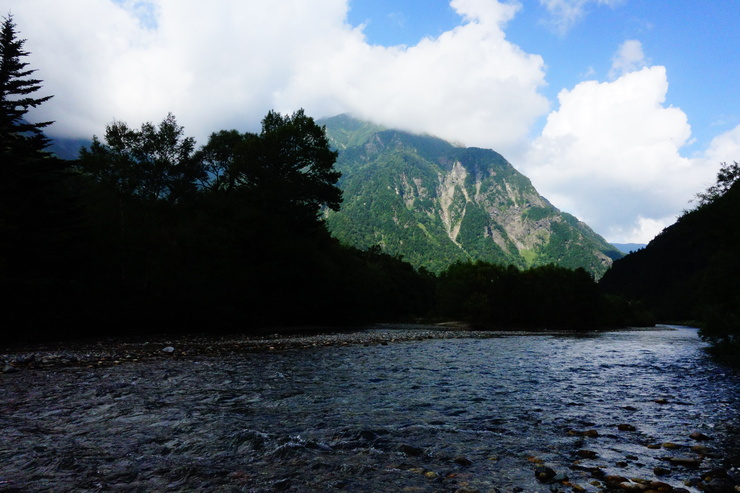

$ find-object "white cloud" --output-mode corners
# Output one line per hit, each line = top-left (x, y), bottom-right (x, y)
(9, 1), (737, 245)
(539, 0), (624, 34)
(609, 40), (648, 79)
(520, 64), (719, 243)
(700, 124), (740, 165)
(9, 0), (548, 158)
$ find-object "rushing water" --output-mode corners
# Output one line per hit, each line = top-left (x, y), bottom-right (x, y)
(1, 326), (739, 492)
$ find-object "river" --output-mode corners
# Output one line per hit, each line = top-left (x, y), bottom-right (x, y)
(1, 326), (739, 492)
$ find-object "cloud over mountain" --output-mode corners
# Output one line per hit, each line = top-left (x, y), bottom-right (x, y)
(7, 0), (740, 243)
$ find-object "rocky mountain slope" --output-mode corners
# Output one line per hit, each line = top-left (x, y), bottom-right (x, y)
(320, 114), (622, 277)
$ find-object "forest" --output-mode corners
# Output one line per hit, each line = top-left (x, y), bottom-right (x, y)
(601, 160), (740, 359)
(0, 13), (712, 347)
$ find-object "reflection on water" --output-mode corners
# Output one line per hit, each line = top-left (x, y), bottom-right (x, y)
(2, 326), (739, 492)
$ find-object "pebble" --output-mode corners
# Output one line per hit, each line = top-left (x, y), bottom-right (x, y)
(665, 456), (703, 468)
(576, 450), (598, 459)
(690, 431), (711, 441)
(552, 472), (569, 482)
(662, 442), (683, 449)
(161, 346), (175, 353)
(603, 475), (629, 489)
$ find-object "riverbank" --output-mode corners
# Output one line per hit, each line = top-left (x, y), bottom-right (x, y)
(0, 323), (683, 374)
(0, 323), (487, 373)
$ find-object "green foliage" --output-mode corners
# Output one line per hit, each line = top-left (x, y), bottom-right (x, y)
(321, 113), (385, 149)
(523, 206), (550, 222)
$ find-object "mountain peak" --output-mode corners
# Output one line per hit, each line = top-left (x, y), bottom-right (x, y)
(322, 115), (622, 277)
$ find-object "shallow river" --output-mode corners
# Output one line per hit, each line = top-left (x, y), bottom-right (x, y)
(1, 326), (739, 492)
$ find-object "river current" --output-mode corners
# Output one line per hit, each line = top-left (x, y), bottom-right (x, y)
(1, 326), (739, 492)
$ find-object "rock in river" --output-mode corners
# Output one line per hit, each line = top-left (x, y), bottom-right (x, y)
(534, 465), (556, 482)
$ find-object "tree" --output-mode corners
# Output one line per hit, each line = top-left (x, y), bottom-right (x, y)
(193, 129), (243, 193)
(78, 113), (204, 203)
(199, 109), (342, 224)
(0, 13), (53, 161)
(694, 161), (740, 208)
(254, 109), (342, 217)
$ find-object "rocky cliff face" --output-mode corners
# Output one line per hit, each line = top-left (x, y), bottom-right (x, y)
(321, 115), (622, 276)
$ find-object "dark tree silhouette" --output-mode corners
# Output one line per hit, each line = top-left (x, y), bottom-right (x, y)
(694, 161), (740, 208)
(240, 109), (342, 219)
(78, 113), (204, 203)
(198, 109), (342, 226)
(0, 13), (53, 160)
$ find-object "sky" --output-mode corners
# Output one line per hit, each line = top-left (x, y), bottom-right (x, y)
(6, 0), (740, 243)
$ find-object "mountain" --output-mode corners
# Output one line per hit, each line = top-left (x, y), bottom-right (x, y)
(48, 136), (91, 160)
(612, 243), (647, 254)
(320, 114), (622, 277)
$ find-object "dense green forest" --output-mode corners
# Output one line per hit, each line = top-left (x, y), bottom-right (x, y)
(0, 14), (651, 344)
(601, 161), (740, 359)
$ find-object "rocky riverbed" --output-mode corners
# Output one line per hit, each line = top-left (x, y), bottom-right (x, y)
(1, 326), (739, 492)
(1, 324), (491, 372)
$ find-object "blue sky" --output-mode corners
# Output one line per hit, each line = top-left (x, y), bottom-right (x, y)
(8, 0), (740, 243)
(348, 0), (739, 153)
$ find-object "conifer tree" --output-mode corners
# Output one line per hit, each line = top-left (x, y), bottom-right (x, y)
(0, 13), (53, 161)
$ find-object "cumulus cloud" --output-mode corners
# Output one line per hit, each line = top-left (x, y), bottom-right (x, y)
(609, 40), (648, 79)
(539, 0), (624, 34)
(9, 0), (547, 157)
(520, 64), (721, 243)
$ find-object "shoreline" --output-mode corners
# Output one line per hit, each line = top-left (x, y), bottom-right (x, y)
(0, 323), (676, 373)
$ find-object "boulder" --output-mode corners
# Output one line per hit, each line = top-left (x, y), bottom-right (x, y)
(704, 477), (737, 493)
(399, 444), (424, 456)
(453, 456), (473, 466)
(534, 465), (556, 482)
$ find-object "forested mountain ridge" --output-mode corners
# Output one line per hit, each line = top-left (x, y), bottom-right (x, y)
(320, 114), (622, 277)
(600, 162), (740, 354)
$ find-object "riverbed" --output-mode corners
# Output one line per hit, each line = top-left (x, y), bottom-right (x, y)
(1, 326), (739, 492)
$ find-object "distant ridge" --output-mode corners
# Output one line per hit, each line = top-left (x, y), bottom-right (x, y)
(612, 243), (647, 254)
